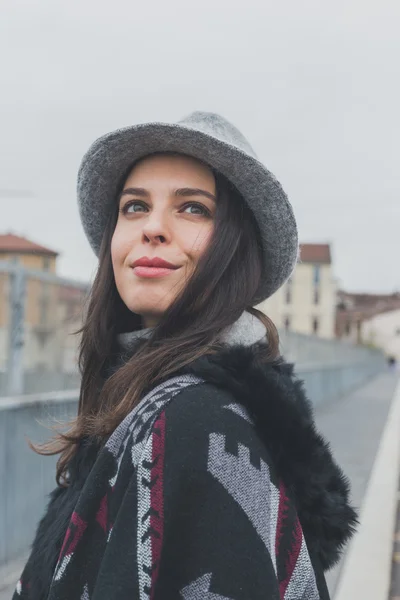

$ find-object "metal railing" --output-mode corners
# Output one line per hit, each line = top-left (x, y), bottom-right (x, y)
(279, 328), (384, 367)
(0, 370), (81, 396)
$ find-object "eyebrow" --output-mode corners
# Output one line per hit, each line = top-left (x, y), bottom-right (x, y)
(118, 187), (217, 203)
(175, 188), (217, 202)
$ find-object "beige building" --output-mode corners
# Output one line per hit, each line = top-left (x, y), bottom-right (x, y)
(0, 233), (58, 327)
(257, 244), (336, 339)
(0, 233), (87, 373)
(361, 308), (400, 360)
(336, 291), (400, 345)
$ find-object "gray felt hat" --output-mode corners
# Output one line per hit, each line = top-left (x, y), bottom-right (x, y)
(77, 111), (298, 303)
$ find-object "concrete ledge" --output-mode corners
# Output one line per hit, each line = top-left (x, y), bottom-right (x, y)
(334, 379), (400, 599)
(0, 388), (79, 411)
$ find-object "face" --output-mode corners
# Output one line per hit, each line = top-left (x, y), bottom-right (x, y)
(111, 154), (217, 328)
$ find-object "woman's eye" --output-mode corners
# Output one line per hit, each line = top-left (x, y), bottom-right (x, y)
(123, 201), (147, 214)
(182, 203), (209, 216)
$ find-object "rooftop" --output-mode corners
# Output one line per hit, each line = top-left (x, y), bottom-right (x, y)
(299, 243), (331, 264)
(0, 233), (59, 257)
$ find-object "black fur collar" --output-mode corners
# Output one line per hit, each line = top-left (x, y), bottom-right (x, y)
(181, 343), (358, 571)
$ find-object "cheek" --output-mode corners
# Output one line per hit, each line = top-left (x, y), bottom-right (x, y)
(110, 232), (123, 271)
(111, 224), (134, 268)
(184, 223), (214, 261)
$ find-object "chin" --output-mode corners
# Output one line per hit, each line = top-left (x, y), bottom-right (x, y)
(124, 295), (171, 321)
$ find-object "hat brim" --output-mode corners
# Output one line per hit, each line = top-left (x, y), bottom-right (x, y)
(77, 122), (298, 303)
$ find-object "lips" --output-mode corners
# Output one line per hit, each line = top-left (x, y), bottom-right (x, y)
(131, 257), (179, 269)
(131, 256), (180, 279)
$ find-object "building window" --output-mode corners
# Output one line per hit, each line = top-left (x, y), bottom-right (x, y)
(285, 279), (292, 304)
(43, 257), (51, 271)
(39, 282), (50, 325)
(313, 288), (320, 305)
(345, 321), (351, 335)
(39, 296), (49, 325)
(313, 265), (321, 285)
(284, 316), (291, 331)
(312, 317), (319, 335)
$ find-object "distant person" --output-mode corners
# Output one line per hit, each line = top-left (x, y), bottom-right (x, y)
(14, 112), (357, 599)
(388, 355), (398, 371)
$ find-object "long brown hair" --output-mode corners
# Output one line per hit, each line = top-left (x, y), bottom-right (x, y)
(32, 161), (279, 486)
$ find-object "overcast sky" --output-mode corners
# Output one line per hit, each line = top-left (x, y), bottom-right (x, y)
(1, 0), (399, 293)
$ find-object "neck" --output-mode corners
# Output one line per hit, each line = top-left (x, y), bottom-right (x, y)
(142, 316), (159, 329)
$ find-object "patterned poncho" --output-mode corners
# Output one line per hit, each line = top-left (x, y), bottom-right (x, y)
(13, 341), (357, 599)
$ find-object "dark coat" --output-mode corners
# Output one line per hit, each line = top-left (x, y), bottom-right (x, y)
(13, 343), (357, 599)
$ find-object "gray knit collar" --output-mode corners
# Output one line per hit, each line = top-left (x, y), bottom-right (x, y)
(117, 310), (266, 352)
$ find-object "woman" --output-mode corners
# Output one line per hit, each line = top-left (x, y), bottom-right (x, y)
(14, 112), (357, 600)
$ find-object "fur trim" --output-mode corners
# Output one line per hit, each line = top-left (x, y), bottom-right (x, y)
(182, 343), (358, 570)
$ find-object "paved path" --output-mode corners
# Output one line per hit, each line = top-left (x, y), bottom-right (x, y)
(0, 560), (24, 600)
(389, 481), (400, 599)
(313, 371), (399, 597)
(0, 581), (17, 598)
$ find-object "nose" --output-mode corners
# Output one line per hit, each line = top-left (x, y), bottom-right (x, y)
(141, 208), (171, 245)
